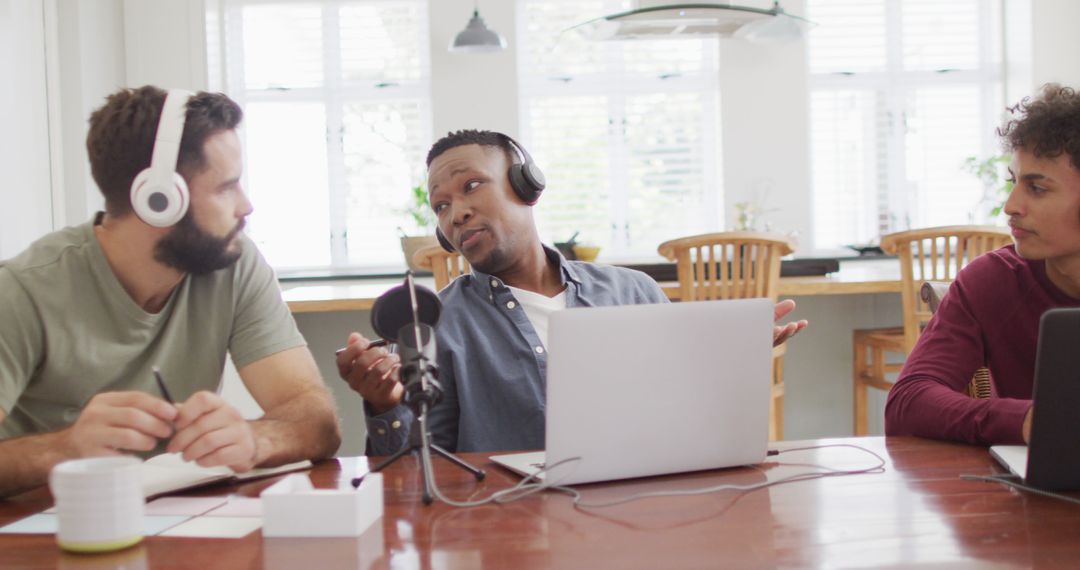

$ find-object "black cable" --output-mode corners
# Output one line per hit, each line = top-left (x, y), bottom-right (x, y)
(960, 473), (1080, 506)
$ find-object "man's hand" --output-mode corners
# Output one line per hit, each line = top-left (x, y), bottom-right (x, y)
(61, 392), (177, 458)
(336, 332), (404, 415)
(773, 299), (808, 347)
(1023, 407), (1033, 444)
(167, 391), (257, 473)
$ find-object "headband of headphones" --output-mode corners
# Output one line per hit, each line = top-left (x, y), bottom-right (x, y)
(129, 89), (192, 227)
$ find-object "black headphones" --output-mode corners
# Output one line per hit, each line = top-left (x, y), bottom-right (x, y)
(436, 133), (546, 252)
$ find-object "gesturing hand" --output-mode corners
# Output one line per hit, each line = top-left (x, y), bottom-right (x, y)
(166, 391), (257, 473)
(773, 299), (809, 347)
(336, 332), (404, 415)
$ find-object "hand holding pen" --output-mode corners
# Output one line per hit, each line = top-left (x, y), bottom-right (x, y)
(58, 377), (178, 458)
(154, 367), (260, 471)
(335, 333), (404, 414)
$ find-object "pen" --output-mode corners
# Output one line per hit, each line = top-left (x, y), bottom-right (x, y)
(335, 339), (389, 356)
(152, 366), (175, 404)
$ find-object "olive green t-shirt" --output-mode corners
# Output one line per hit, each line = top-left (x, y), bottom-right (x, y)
(0, 216), (305, 440)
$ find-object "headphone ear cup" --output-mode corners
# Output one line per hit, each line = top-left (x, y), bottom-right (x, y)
(436, 227), (455, 252)
(508, 164), (542, 205)
(130, 169), (189, 227)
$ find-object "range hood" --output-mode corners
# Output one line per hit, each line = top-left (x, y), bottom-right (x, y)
(567, 1), (813, 42)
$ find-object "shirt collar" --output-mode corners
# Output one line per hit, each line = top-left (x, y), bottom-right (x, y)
(468, 245), (582, 302)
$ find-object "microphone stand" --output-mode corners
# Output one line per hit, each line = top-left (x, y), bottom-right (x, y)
(353, 273), (485, 505)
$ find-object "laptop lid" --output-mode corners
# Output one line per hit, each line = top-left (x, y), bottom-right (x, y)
(1023, 308), (1080, 490)
(520, 298), (772, 486)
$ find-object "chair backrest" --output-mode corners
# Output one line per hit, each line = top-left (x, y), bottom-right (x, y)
(883, 226), (1011, 352)
(412, 245), (470, 291)
(657, 232), (796, 302)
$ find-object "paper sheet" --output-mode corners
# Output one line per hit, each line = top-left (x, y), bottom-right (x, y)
(158, 516), (262, 538)
(0, 514), (59, 534)
(146, 496), (230, 516)
(45, 496), (233, 517)
(0, 514), (190, 536)
(204, 497), (262, 517)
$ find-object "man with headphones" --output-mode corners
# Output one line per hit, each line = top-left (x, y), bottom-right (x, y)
(0, 86), (340, 497)
(337, 130), (806, 455)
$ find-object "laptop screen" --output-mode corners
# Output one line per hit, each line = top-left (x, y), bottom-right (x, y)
(1025, 308), (1080, 490)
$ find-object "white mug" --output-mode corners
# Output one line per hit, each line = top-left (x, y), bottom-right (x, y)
(48, 457), (144, 553)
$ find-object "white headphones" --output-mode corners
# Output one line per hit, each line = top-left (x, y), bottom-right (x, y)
(129, 89), (192, 227)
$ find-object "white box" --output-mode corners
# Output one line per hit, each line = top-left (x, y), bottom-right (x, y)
(261, 473), (383, 538)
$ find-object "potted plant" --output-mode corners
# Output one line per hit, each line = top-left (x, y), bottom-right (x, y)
(399, 180), (439, 271)
(963, 154), (1014, 220)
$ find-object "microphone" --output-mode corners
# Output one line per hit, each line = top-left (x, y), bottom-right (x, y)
(370, 272), (443, 410)
(359, 272), (487, 498)
(369, 273), (441, 342)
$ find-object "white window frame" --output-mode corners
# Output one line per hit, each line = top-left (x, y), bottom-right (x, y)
(807, 0), (1003, 246)
(209, 0), (433, 272)
(516, 0), (723, 258)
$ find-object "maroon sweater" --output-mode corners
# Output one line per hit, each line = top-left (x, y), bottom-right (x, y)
(885, 245), (1080, 445)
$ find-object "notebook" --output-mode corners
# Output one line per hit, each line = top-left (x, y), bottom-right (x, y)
(990, 308), (1080, 491)
(141, 453), (312, 499)
(491, 298), (772, 485)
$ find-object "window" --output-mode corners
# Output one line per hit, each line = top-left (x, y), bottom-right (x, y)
(208, 0), (432, 272)
(806, 0), (1003, 249)
(517, 0), (722, 258)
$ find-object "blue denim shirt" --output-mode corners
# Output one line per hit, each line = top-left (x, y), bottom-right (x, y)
(365, 246), (668, 454)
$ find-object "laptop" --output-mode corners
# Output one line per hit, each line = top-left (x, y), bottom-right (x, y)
(490, 298), (773, 486)
(990, 308), (1080, 491)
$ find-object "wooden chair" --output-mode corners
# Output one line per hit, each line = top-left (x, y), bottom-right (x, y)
(852, 226), (1010, 435)
(658, 232), (796, 441)
(920, 281), (992, 399)
(412, 245), (470, 291)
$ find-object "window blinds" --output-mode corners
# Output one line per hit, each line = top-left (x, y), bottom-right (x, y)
(807, 0), (1002, 250)
(213, 0), (432, 271)
(517, 0), (722, 257)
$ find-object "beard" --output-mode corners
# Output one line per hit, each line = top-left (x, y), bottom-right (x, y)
(470, 246), (509, 276)
(154, 214), (245, 275)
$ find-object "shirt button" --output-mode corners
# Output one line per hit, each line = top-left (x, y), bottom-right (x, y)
(507, 301), (517, 309)
(491, 279), (500, 288)
(377, 428), (387, 435)
(535, 346), (545, 354)
(391, 420), (402, 429)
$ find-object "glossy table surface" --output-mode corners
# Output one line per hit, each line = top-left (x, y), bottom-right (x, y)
(283, 260), (902, 313)
(2, 436), (1078, 569)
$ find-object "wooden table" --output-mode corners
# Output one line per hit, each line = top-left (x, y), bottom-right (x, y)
(3, 437), (1079, 568)
(283, 260), (901, 313)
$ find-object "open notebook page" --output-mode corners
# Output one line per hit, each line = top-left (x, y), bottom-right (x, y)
(142, 453), (313, 499)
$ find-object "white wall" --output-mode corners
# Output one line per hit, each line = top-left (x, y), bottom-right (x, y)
(718, 0), (811, 243)
(51, 0), (126, 227)
(430, 1), (519, 137)
(1030, 0), (1080, 90)
(1004, 0), (1080, 105)
(123, 0), (208, 90)
(0, 0), (54, 259)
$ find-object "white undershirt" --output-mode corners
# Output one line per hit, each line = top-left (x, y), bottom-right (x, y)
(506, 285), (568, 349)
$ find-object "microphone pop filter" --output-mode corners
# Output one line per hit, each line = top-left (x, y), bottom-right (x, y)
(370, 282), (442, 343)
